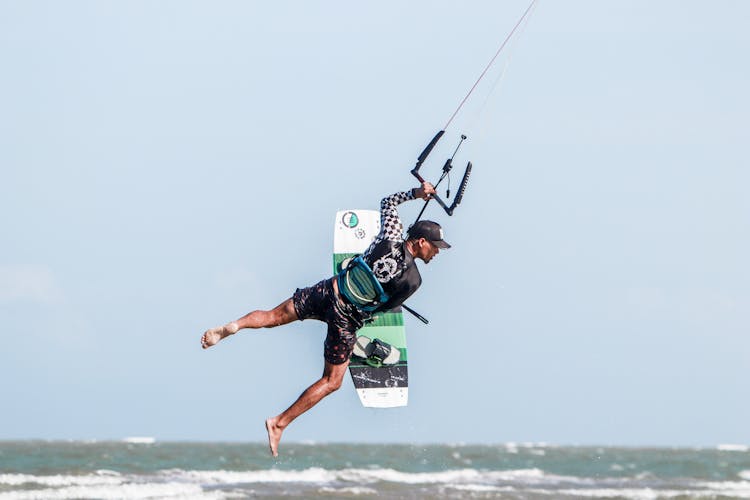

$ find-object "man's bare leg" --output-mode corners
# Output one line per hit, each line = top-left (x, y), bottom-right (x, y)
(265, 360), (349, 457)
(201, 298), (298, 349)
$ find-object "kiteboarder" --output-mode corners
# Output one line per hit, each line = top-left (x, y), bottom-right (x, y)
(200, 181), (450, 457)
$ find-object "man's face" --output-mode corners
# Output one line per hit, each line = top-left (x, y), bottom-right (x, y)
(417, 238), (440, 263)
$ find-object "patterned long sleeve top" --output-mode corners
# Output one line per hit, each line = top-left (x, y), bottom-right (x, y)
(361, 190), (422, 312)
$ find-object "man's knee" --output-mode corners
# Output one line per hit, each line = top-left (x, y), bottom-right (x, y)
(321, 363), (347, 393)
(325, 376), (344, 393)
(264, 299), (298, 327)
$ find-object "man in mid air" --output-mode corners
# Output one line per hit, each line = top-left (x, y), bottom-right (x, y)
(200, 181), (450, 456)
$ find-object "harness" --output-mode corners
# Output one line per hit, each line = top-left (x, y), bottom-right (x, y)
(337, 256), (389, 312)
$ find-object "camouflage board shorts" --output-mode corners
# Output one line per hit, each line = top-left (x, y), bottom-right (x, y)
(292, 278), (366, 364)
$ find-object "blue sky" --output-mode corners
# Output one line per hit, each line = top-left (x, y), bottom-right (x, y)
(1, 0), (748, 447)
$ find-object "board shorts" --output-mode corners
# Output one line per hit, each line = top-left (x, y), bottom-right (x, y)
(292, 277), (367, 365)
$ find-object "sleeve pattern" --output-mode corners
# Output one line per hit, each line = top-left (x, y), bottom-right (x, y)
(362, 190), (415, 257)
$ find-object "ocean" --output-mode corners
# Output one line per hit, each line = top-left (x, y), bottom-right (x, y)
(1, 441), (749, 499)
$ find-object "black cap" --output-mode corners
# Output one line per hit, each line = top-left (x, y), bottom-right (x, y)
(407, 220), (451, 249)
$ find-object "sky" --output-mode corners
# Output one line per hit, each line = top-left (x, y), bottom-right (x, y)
(1, 0), (748, 447)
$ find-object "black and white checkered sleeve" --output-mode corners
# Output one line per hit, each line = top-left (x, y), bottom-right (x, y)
(376, 190), (415, 242)
(362, 190), (416, 258)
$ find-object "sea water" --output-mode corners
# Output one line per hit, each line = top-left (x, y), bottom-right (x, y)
(1, 441), (750, 499)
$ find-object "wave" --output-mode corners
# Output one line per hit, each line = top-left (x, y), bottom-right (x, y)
(0, 472), (123, 487)
(121, 437), (156, 444)
(718, 444), (750, 452)
(0, 467), (580, 490)
(3, 467), (750, 500)
(0, 483), (214, 500)
(174, 467), (552, 486)
(538, 487), (750, 499)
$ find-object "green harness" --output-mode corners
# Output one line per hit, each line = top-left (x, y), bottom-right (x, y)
(337, 256), (389, 312)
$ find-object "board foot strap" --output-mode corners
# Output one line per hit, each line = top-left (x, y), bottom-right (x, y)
(352, 336), (401, 367)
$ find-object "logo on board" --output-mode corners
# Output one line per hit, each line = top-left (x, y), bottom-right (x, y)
(342, 211), (359, 228)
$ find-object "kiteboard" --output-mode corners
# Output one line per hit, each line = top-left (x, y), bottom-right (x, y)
(333, 210), (408, 408)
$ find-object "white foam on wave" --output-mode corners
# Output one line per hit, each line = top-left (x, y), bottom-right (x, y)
(0, 482), (221, 500)
(0, 467), (634, 492)
(122, 437), (156, 444)
(523, 485), (750, 499)
(536, 487), (682, 499)
(318, 486), (378, 496)
(444, 483), (516, 493)
(169, 467), (564, 487)
(503, 441), (554, 455)
(0, 472), (123, 487)
(175, 467), (339, 484)
(718, 444), (750, 452)
(328, 467), (551, 486)
(6, 468), (750, 499)
(696, 478), (750, 494)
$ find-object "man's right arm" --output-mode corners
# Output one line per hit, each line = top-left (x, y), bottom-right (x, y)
(362, 182), (436, 259)
(376, 182), (436, 243)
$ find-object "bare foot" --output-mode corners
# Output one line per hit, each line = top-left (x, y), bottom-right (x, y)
(265, 417), (283, 457)
(200, 322), (239, 349)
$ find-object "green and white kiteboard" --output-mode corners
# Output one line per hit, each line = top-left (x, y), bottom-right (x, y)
(333, 210), (408, 408)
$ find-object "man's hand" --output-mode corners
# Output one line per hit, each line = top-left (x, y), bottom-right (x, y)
(413, 182), (436, 201)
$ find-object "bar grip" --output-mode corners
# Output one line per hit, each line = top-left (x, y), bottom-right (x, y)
(413, 130), (445, 173)
(447, 161), (472, 215)
(453, 161), (472, 205)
